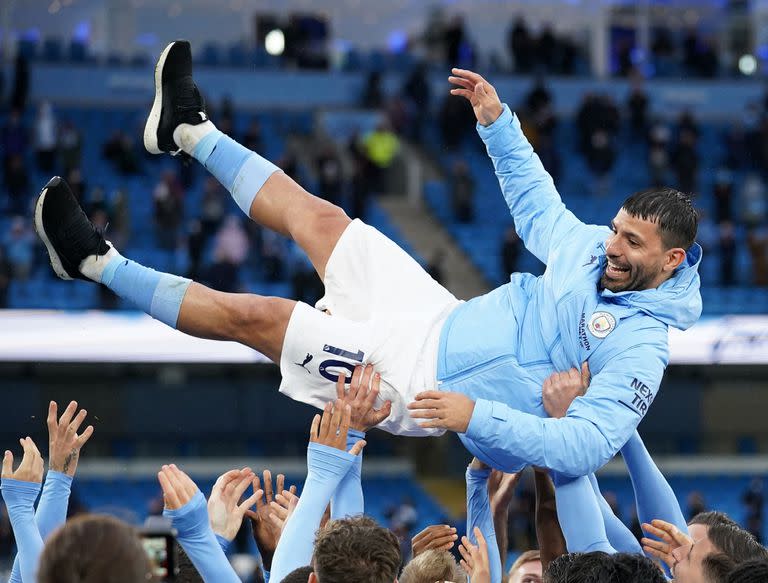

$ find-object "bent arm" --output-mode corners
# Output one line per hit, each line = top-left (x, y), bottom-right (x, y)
(465, 343), (667, 477)
(477, 105), (588, 264)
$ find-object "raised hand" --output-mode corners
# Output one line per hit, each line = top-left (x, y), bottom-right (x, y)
(268, 489), (300, 533)
(542, 362), (591, 419)
(411, 524), (459, 557)
(158, 464), (199, 511)
(47, 400), (94, 476)
(310, 400), (366, 455)
(208, 467), (261, 541)
(641, 518), (693, 571)
(458, 527), (491, 583)
(448, 68), (504, 127)
(2, 437), (44, 484)
(244, 470), (297, 570)
(407, 391), (475, 433)
(336, 365), (392, 432)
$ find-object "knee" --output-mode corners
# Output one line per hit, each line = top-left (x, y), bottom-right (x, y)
(226, 296), (290, 344)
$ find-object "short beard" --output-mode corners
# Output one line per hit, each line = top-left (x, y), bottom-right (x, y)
(599, 263), (658, 292)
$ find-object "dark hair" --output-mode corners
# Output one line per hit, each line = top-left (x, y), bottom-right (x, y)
(313, 516), (401, 583)
(280, 566), (314, 583)
(38, 514), (154, 583)
(702, 553), (736, 583)
(709, 524), (768, 564)
(726, 559), (768, 583)
(689, 511), (740, 529)
(543, 551), (614, 583)
(612, 552), (666, 583)
(621, 187), (698, 250)
(176, 543), (204, 583)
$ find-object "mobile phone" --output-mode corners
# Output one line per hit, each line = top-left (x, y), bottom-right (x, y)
(139, 526), (178, 582)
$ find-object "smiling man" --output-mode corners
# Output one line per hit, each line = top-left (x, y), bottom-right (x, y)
(35, 43), (700, 477)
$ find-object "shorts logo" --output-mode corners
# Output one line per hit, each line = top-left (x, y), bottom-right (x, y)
(588, 311), (616, 339)
(295, 353), (313, 373)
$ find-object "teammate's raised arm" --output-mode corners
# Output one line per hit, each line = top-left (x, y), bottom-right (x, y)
(207, 467), (261, 551)
(448, 68), (504, 127)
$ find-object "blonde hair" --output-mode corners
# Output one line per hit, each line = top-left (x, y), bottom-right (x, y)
(400, 549), (467, 583)
(508, 550), (542, 582)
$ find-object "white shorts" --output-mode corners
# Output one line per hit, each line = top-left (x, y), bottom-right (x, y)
(278, 219), (461, 436)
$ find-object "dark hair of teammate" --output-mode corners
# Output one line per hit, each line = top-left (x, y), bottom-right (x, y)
(709, 524), (768, 564)
(621, 187), (698, 251)
(543, 551), (614, 583)
(312, 516), (401, 583)
(282, 566), (315, 583)
(726, 559), (768, 583)
(689, 511), (740, 529)
(38, 514), (154, 583)
(612, 552), (666, 583)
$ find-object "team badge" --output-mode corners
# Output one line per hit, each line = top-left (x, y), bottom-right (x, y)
(588, 311), (616, 339)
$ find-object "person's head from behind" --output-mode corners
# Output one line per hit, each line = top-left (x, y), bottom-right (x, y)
(282, 566), (315, 583)
(602, 187), (697, 292)
(38, 514), (154, 583)
(671, 524), (768, 583)
(508, 550), (542, 583)
(543, 551), (614, 583)
(400, 549), (466, 583)
(611, 553), (665, 583)
(688, 511), (740, 544)
(310, 516), (401, 583)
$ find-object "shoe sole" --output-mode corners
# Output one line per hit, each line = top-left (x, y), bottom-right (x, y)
(143, 41), (175, 154)
(34, 184), (73, 281)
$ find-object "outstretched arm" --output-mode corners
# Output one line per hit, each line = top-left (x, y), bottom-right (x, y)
(533, 468), (567, 572)
(269, 401), (365, 583)
(449, 69), (589, 264)
(466, 459), (503, 583)
(553, 472), (616, 554)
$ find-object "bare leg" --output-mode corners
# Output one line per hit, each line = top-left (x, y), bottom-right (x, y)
(246, 172), (351, 280)
(177, 282), (296, 363)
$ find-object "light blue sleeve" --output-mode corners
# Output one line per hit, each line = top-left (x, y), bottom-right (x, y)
(464, 341), (667, 477)
(553, 473), (615, 554)
(270, 443), (356, 583)
(8, 471), (74, 582)
(331, 429), (365, 520)
(465, 468), (502, 583)
(164, 491), (240, 583)
(587, 474), (642, 554)
(621, 431), (687, 534)
(1, 479), (44, 583)
(476, 105), (590, 265)
(215, 534), (230, 554)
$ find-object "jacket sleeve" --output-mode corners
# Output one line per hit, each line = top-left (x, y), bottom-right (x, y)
(477, 105), (591, 265)
(552, 473), (615, 553)
(465, 338), (668, 477)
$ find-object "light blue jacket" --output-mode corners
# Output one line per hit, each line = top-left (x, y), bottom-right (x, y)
(436, 105), (702, 477)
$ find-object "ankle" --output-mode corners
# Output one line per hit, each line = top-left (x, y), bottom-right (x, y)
(173, 120), (217, 155)
(79, 244), (120, 283)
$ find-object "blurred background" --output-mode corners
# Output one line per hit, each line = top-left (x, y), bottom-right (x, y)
(1, 0), (768, 578)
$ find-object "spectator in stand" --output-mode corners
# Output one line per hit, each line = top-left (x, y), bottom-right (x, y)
(362, 71), (384, 109)
(153, 169), (185, 250)
(501, 226), (521, 278)
(10, 53), (29, 112)
(0, 502), (13, 573)
(102, 129), (140, 175)
(687, 491), (707, 522)
(4, 217), (34, 280)
(348, 130), (371, 220)
(444, 14), (468, 66)
(509, 16), (534, 73)
(626, 75), (648, 137)
(647, 120), (671, 187)
(58, 120), (82, 175)
(677, 109), (700, 141)
(242, 118), (263, 153)
(34, 101), (58, 173)
(315, 144), (344, 207)
(672, 129), (699, 195)
(0, 246), (11, 309)
(66, 167), (86, 202)
(200, 176), (227, 247)
(290, 246), (324, 306)
(576, 94), (619, 157)
(110, 188), (131, 250)
(723, 123), (748, 170)
(683, 28), (699, 76)
(1, 109), (27, 177)
(402, 62), (431, 143)
(439, 93), (475, 150)
(5, 154), (30, 216)
(537, 25), (557, 73)
(537, 133), (561, 184)
(363, 121), (400, 195)
(698, 37), (720, 78)
(741, 173), (767, 231)
(714, 169), (734, 223)
(585, 130), (615, 196)
(748, 226), (768, 287)
(208, 216), (248, 293)
(742, 478), (764, 544)
(261, 229), (286, 282)
(719, 221), (737, 287)
(451, 159), (475, 223)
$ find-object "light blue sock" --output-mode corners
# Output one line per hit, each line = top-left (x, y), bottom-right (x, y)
(100, 253), (191, 328)
(192, 130), (280, 216)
